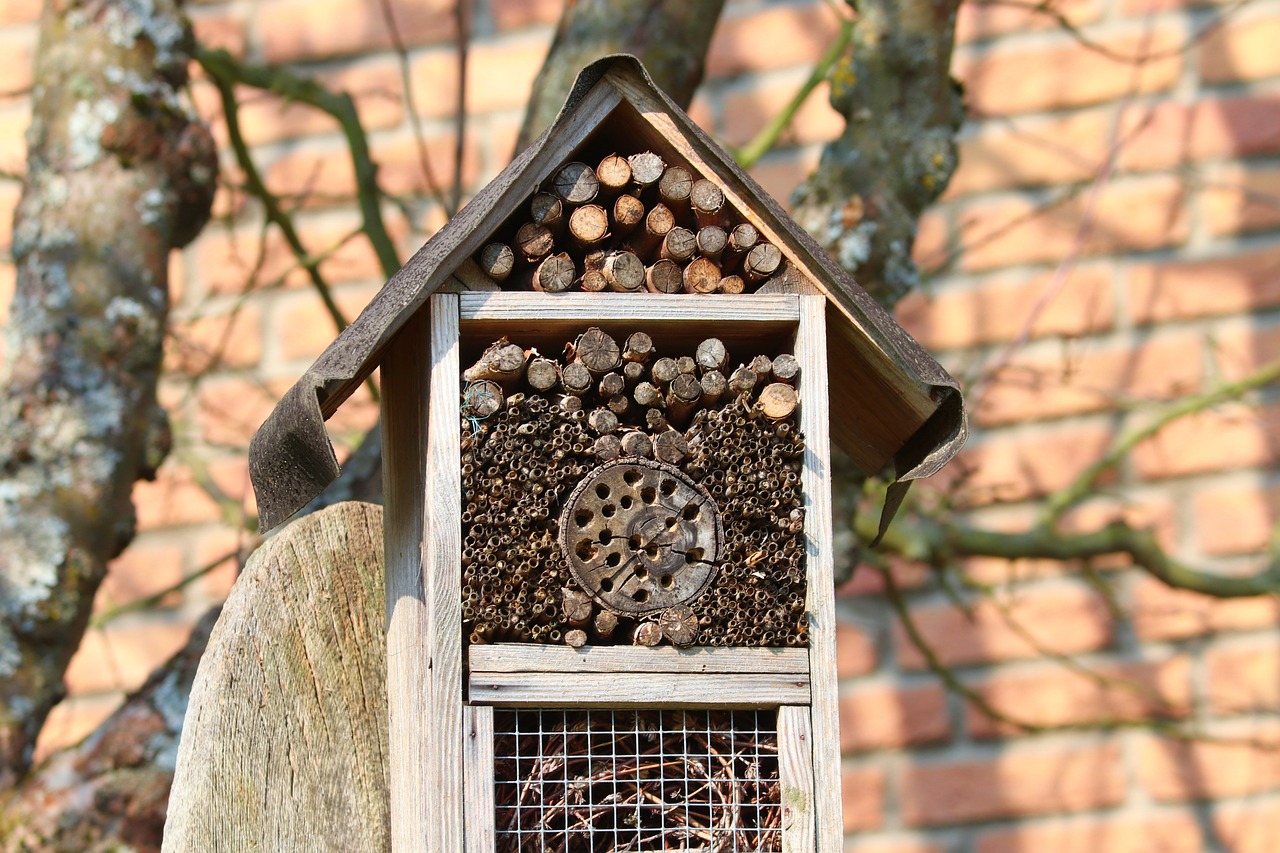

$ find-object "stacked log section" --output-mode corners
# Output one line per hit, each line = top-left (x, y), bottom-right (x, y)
(472, 149), (787, 295)
(460, 328), (807, 649)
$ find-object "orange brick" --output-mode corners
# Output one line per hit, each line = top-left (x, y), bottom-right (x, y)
(0, 0), (39, 25)
(957, 28), (1182, 117)
(0, 261), (15, 326)
(901, 743), (1125, 826)
(837, 619), (878, 678)
(1138, 723), (1280, 801)
(959, 176), (1189, 271)
(1119, 95), (1280, 170)
(0, 106), (30, 175)
(912, 208), (950, 274)
(1191, 482), (1280, 556)
(259, 0), (454, 63)
(275, 283), (380, 361)
(978, 332), (1205, 427)
(1198, 10), (1280, 84)
(190, 12), (247, 57)
(1133, 575), (1280, 641)
(133, 463), (224, 530)
(957, 423), (1115, 503)
(840, 683), (950, 752)
(847, 841), (946, 853)
(99, 542), (186, 609)
(896, 265), (1114, 352)
(968, 657), (1191, 738)
(0, 39), (34, 104)
(222, 61), (405, 148)
(1202, 164), (1280, 237)
(166, 303), (264, 375)
(194, 526), (250, 600)
(195, 376), (285, 447)
(466, 38), (555, 115)
(721, 77), (843, 149)
(842, 766), (886, 833)
(266, 133), (480, 206)
(1213, 323), (1280, 381)
(976, 813), (1204, 853)
(1128, 248), (1280, 324)
(1213, 803), (1280, 853)
(706, 5), (840, 79)
(65, 620), (192, 695)
(956, 0), (1101, 43)
(1058, 496), (1179, 558)
(945, 109), (1112, 199)
(1206, 639), (1280, 715)
(894, 585), (1113, 670)
(34, 694), (121, 761)
(1132, 403), (1280, 480)
(1120, 0), (1230, 14)
(490, 0), (561, 30)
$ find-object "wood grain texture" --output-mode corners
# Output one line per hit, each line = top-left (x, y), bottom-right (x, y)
(778, 706), (816, 853)
(795, 295), (842, 851)
(380, 312), (433, 852)
(427, 294), (464, 852)
(469, 644), (809, 674)
(459, 292), (800, 323)
(463, 705), (496, 853)
(163, 502), (388, 853)
(469, 673), (809, 708)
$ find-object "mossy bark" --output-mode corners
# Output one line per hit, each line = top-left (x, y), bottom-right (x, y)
(0, 0), (216, 789)
(792, 0), (964, 309)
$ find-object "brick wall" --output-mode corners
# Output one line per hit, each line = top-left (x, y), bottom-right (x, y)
(3, 0), (1279, 849)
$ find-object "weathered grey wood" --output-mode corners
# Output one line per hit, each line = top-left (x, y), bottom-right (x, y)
(796, 294), (842, 851)
(163, 502), (389, 853)
(469, 673), (809, 707)
(778, 706), (816, 853)
(460, 292), (800, 324)
(463, 705), (496, 853)
(427, 294), (465, 852)
(381, 312), (433, 851)
(469, 644), (809, 674)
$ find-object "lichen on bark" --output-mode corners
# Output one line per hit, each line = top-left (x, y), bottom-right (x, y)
(0, 0), (215, 790)
(791, 0), (964, 309)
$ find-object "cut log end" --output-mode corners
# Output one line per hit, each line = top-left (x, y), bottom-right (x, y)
(533, 252), (576, 293)
(612, 194), (645, 235)
(622, 332), (654, 363)
(562, 587), (594, 626)
(633, 621), (663, 647)
(553, 161), (599, 204)
(645, 259), (683, 294)
(569, 204), (610, 247)
(515, 222), (554, 262)
(602, 250), (645, 292)
(660, 227), (697, 263)
(758, 382), (799, 420)
(658, 165), (693, 206)
(659, 604), (698, 647)
(478, 243), (515, 281)
(462, 379), (503, 418)
(682, 257), (721, 294)
(627, 151), (665, 187)
(744, 242), (783, 281)
(771, 352), (801, 383)
(575, 327), (622, 374)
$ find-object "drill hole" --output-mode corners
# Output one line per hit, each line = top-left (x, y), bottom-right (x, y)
(623, 469), (642, 485)
(575, 540), (597, 561)
(660, 574), (674, 589)
(599, 529), (613, 545)
(632, 589), (650, 603)
(685, 548), (704, 565)
(600, 577), (614, 592)
(595, 483), (611, 499)
(640, 486), (657, 504)
(605, 552), (621, 568)
(602, 504), (616, 518)
(620, 495), (634, 510)
(660, 479), (676, 497)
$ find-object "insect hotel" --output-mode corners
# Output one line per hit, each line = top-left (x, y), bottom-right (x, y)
(249, 55), (965, 853)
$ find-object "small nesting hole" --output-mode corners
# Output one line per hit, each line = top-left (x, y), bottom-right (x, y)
(575, 540), (597, 560)
(574, 508), (593, 527)
(620, 495), (634, 510)
(605, 552), (622, 568)
(632, 589), (650, 603)
(599, 529), (613, 545)
(685, 548), (704, 564)
(681, 502), (700, 521)
(600, 577), (614, 592)
(660, 574), (675, 589)
(596, 483), (611, 499)
(660, 479), (677, 497)
(640, 487), (657, 504)
(634, 567), (648, 580)
(623, 469), (642, 485)
(602, 504), (616, 518)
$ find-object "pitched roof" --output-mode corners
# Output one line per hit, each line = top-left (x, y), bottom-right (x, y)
(249, 54), (967, 532)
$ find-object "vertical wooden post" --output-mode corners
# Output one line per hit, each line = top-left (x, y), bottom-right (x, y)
(381, 311), (433, 850)
(796, 295), (842, 849)
(778, 705), (816, 851)
(463, 705), (496, 853)
(426, 293), (465, 850)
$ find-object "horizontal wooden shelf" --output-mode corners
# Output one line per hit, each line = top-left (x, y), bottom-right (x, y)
(459, 292), (801, 324)
(469, 644), (809, 675)
(469, 672), (810, 708)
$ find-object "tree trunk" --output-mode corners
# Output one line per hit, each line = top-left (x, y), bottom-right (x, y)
(791, 0), (964, 309)
(0, 0), (216, 789)
(0, 609), (218, 853)
(516, 0), (726, 151)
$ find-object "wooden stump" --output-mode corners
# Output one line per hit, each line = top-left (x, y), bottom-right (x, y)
(163, 502), (390, 853)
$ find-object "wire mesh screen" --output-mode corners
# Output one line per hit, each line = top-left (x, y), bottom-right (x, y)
(493, 708), (783, 852)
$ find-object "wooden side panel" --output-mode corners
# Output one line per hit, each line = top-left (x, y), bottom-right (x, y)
(469, 644), (809, 674)
(381, 312), (433, 851)
(469, 672), (809, 708)
(778, 706), (815, 853)
(463, 704), (496, 853)
(427, 294), (464, 851)
(796, 294), (842, 850)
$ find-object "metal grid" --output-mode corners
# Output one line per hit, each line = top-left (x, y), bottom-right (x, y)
(493, 708), (782, 852)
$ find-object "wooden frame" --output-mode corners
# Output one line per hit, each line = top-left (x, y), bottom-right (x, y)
(391, 292), (836, 851)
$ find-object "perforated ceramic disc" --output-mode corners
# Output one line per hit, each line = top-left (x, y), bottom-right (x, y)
(559, 458), (722, 615)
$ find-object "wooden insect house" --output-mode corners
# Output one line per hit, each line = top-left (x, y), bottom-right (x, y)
(250, 55), (966, 853)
